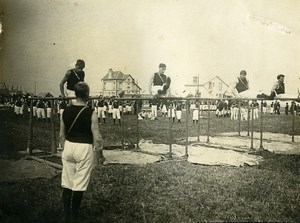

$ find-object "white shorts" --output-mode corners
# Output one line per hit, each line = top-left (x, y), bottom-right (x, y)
(162, 105), (167, 113)
(168, 108), (175, 118)
(113, 108), (121, 119)
(14, 106), (20, 114)
(36, 108), (45, 119)
(193, 109), (199, 120)
(176, 110), (182, 119)
(61, 140), (94, 191)
(33, 106), (37, 117)
(97, 107), (106, 118)
(46, 108), (52, 118)
(20, 105), (24, 115)
(108, 105), (113, 113)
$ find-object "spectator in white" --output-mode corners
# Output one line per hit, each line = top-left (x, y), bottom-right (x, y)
(32, 99), (38, 118)
(59, 82), (105, 222)
(192, 100), (200, 124)
(150, 98), (159, 120)
(167, 100), (175, 122)
(270, 102), (274, 114)
(60, 59), (85, 103)
(14, 97), (22, 116)
(46, 100), (52, 122)
(175, 101), (182, 123)
(262, 101), (267, 114)
(253, 100), (259, 119)
(112, 96), (122, 125)
(108, 99), (113, 117)
(36, 100), (46, 121)
(161, 100), (167, 117)
(230, 70), (269, 99)
(97, 96), (107, 124)
(125, 101), (132, 115)
(19, 97), (25, 116)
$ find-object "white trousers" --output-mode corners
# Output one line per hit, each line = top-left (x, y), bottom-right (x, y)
(113, 108), (121, 119)
(97, 107), (106, 118)
(46, 108), (52, 118)
(151, 105), (157, 117)
(168, 108), (175, 118)
(61, 141), (94, 191)
(176, 110), (182, 120)
(37, 108), (45, 119)
(192, 109), (199, 120)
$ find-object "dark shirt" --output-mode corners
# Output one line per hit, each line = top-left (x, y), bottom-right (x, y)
(63, 105), (93, 144)
(176, 104), (182, 111)
(113, 100), (120, 109)
(37, 101), (45, 108)
(15, 100), (22, 107)
(275, 82), (285, 94)
(236, 77), (249, 93)
(45, 101), (51, 108)
(66, 69), (85, 91)
(153, 73), (167, 86)
(59, 100), (67, 109)
(98, 99), (105, 107)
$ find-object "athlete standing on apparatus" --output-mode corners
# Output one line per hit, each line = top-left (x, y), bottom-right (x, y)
(60, 60), (85, 103)
(149, 63), (171, 97)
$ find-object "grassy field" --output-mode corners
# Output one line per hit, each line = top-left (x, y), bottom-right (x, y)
(0, 109), (300, 222)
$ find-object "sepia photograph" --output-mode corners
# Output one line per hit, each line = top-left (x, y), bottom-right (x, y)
(0, 0), (300, 222)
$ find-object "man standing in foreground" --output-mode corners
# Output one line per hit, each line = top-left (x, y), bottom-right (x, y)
(60, 60), (85, 103)
(59, 82), (105, 222)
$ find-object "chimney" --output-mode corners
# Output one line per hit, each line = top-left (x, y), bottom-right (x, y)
(108, 68), (113, 78)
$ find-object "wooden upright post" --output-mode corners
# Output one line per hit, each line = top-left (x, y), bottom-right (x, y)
(26, 99), (33, 155)
(50, 99), (57, 155)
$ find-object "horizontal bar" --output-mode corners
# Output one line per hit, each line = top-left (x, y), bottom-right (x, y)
(25, 96), (300, 101)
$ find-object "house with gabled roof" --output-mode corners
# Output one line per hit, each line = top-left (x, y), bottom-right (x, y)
(184, 76), (229, 98)
(101, 68), (142, 97)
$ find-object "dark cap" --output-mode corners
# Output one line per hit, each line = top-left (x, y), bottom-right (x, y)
(240, 70), (247, 75)
(159, 63), (166, 68)
(277, 74), (285, 80)
(75, 59), (85, 69)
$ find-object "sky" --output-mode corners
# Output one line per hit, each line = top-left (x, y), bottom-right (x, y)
(1, 0), (300, 96)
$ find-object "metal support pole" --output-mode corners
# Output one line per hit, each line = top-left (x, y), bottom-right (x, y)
(50, 100), (57, 155)
(136, 100), (140, 149)
(238, 101), (241, 136)
(207, 100), (210, 143)
(292, 101), (295, 142)
(247, 100), (250, 136)
(197, 101), (200, 142)
(121, 104), (125, 148)
(185, 100), (189, 158)
(250, 103), (254, 150)
(26, 99), (33, 155)
(169, 102), (173, 158)
(91, 99), (95, 110)
(259, 100), (264, 150)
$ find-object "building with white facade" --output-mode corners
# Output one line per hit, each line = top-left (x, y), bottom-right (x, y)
(184, 76), (229, 98)
(101, 69), (142, 97)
